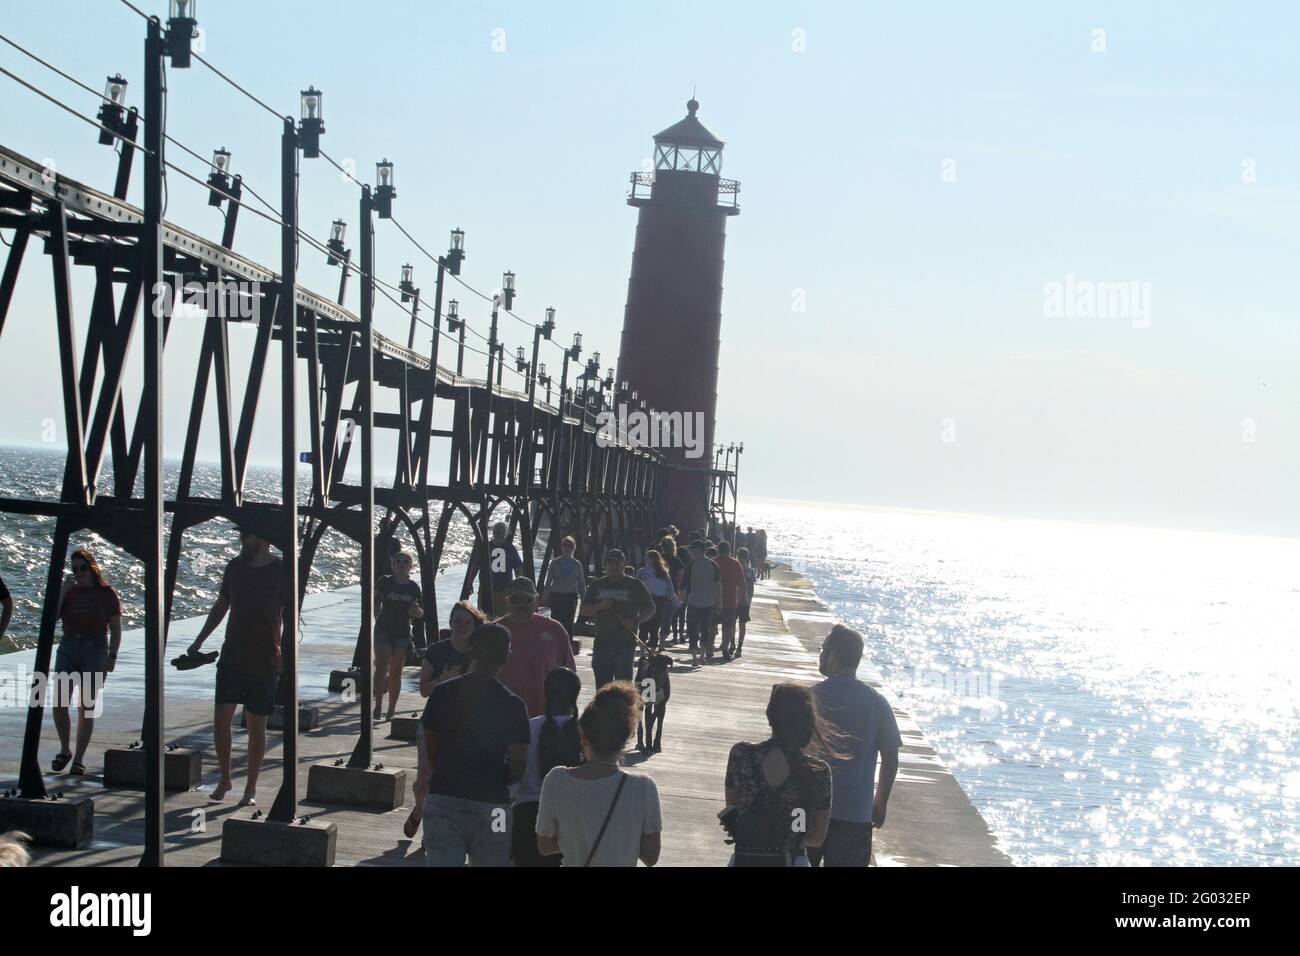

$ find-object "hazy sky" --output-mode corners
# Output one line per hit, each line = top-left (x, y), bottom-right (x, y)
(0, 1), (1296, 537)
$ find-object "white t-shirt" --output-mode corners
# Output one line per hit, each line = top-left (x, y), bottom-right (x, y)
(512, 714), (574, 805)
(536, 768), (662, 867)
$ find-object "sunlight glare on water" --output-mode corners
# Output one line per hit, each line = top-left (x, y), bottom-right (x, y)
(743, 498), (1300, 866)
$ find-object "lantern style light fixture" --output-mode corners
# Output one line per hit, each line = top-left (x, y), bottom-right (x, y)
(538, 362), (547, 380)
(399, 263), (416, 302)
(206, 147), (231, 207)
(501, 271), (517, 310)
(605, 368), (615, 390)
(326, 218), (347, 266)
(542, 306), (556, 340)
(97, 75), (129, 146)
(516, 346), (528, 372)
(300, 87), (324, 158)
(570, 331), (582, 359)
(375, 159), (396, 218)
(446, 299), (462, 332)
(447, 228), (466, 275)
(166, 0), (199, 68)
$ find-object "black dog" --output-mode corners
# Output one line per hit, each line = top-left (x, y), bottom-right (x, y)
(635, 652), (672, 754)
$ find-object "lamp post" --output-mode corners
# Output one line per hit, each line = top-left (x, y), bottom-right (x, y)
(400, 263), (420, 351)
(300, 87), (324, 158)
(206, 147), (231, 206)
(166, 0), (198, 68)
(446, 299), (465, 375)
(96, 74), (139, 199)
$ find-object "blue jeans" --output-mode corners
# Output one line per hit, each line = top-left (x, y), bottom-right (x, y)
(422, 793), (512, 867)
(591, 639), (635, 689)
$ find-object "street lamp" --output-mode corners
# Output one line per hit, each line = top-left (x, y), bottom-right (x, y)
(516, 346), (529, 373)
(97, 75), (130, 146)
(399, 263), (416, 302)
(300, 87), (324, 158)
(206, 147), (231, 206)
(502, 271), (516, 310)
(166, 0), (198, 68)
(375, 160), (395, 219)
(542, 306), (556, 339)
(447, 228), (466, 275)
(327, 219), (348, 265)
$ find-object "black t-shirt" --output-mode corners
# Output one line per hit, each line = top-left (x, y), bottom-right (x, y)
(376, 575), (422, 642)
(423, 638), (470, 683)
(582, 574), (655, 649)
(421, 673), (530, 804)
(665, 555), (686, 590)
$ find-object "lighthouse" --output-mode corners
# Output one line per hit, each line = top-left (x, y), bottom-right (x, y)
(616, 98), (740, 533)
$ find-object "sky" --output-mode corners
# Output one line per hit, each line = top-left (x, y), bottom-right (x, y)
(0, 1), (1297, 537)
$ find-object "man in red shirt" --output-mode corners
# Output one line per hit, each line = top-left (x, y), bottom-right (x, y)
(495, 577), (576, 717)
(716, 541), (746, 662)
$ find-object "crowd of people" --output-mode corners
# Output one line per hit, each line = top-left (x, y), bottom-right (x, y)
(7, 517), (901, 868)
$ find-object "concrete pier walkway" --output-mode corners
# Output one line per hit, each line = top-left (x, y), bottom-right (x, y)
(0, 566), (1009, 866)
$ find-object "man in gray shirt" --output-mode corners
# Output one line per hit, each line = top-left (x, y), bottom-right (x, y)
(810, 624), (902, 867)
(684, 539), (720, 667)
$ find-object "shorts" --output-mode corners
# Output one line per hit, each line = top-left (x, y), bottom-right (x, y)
(215, 663), (279, 716)
(374, 629), (413, 656)
(53, 635), (109, 680)
(738, 604), (750, 624)
(719, 607), (739, 628)
(807, 819), (873, 867)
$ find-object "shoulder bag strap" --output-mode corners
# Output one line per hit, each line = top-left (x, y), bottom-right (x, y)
(584, 772), (629, 867)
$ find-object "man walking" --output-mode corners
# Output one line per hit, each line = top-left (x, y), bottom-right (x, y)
(684, 539), (720, 667)
(476, 522), (522, 616)
(496, 577), (576, 716)
(810, 624), (902, 867)
(579, 549), (655, 687)
(421, 623), (530, 866)
(715, 541), (745, 662)
(187, 525), (287, 806)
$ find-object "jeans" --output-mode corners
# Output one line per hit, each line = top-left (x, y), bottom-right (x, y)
(807, 819), (873, 867)
(686, 605), (713, 656)
(422, 793), (512, 867)
(591, 639), (635, 688)
(548, 591), (579, 639)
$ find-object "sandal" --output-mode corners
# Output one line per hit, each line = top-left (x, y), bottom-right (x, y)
(69, 762), (86, 776)
(51, 752), (72, 773)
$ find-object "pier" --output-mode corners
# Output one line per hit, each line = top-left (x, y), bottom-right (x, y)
(0, 564), (1007, 867)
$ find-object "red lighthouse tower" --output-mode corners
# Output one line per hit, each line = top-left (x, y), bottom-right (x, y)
(617, 98), (740, 533)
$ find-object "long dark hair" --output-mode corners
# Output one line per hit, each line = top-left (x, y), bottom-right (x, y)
(537, 667), (583, 779)
(765, 682), (844, 810)
(69, 547), (111, 590)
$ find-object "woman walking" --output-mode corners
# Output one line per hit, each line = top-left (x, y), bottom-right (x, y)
(512, 667), (584, 866)
(723, 682), (834, 866)
(635, 549), (674, 651)
(658, 536), (686, 645)
(51, 547), (122, 776)
(542, 536), (585, 639)
(536, 682), (662, 867)
(373, 550), (423, 722)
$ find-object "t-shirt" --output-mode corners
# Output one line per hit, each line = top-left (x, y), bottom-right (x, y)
(495, 613), (576, 717)
(636, 566), (675, 599)
(218, 556), (285, 677)
(685, 557), (720, 608)
(488, 540), (523, 591)
(812, 676), (904, 823)
(421, 673), (530, 804)
(665, 555), (686, 591)
(718, 556), (745, 609)
(512, 714), (574, 805)
(59, 583), (121, 641)
(423, 638), (470, 684)
(742, 564), (756, 604)
(376, 575), (421, 642)
(546, 556), (585, 595)
(582, 574), (655, 649)
(536, 769), (662, 867)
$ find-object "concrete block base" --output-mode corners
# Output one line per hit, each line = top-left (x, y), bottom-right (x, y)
(220, 815), (336, 866)
(389, 715), (422, 741)
(329, 668), (360, 693)
(306, 762), (406, 811)
(0, 794), (94, 848)
(103, 747), (203, 792)
(239, 704), (321, 732)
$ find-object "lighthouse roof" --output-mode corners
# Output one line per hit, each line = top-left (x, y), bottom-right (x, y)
(653, 98), (725, 149)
